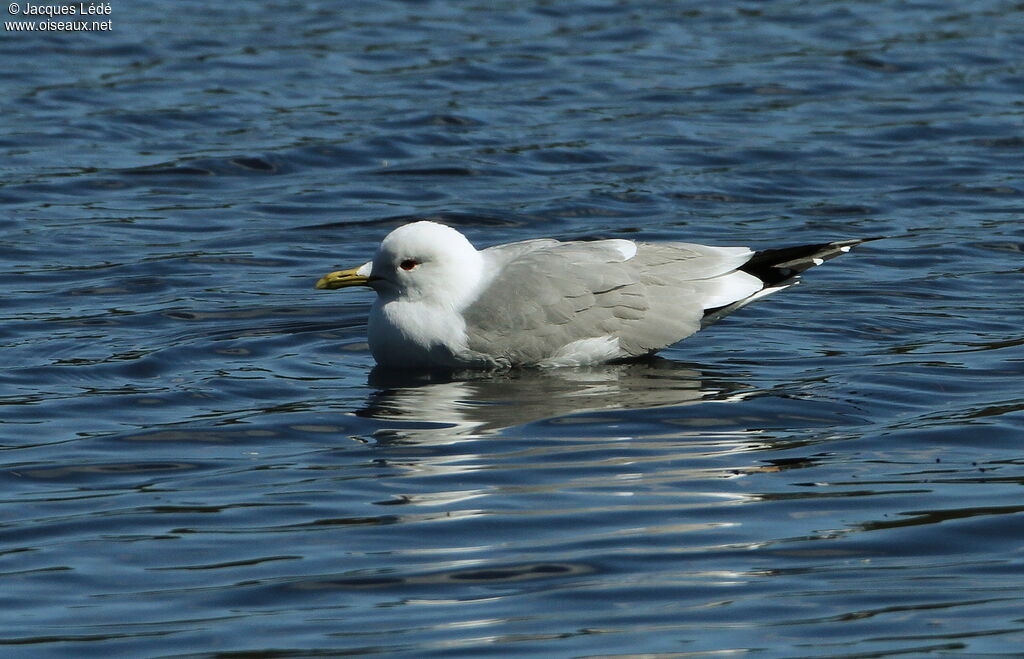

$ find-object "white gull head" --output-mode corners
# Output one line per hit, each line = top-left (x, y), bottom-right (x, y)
(365, 221), (486, 310)
(314, 221), (491, 369)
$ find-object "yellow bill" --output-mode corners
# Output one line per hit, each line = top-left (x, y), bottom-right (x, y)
(315, 266), (370, 290)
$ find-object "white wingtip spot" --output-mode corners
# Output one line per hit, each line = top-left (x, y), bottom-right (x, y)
(812, 257), (825, 266)
(839, 245), (852, 253)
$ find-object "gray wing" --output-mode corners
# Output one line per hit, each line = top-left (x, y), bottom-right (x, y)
(461, 238), (762, 365)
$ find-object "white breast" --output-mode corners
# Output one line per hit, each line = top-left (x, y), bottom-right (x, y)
(368, 299), (477, 369)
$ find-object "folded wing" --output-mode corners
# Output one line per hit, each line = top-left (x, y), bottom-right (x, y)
(461, 238), (763, 365)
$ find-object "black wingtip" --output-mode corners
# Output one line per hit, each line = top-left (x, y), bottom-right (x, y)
(700, 235), (882, 329)
(740, 235), (884, 287)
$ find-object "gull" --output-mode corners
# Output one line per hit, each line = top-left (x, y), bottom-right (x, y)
(315, 221), (872, 370)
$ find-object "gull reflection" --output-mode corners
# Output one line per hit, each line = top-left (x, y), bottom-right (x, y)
(350, 358), (785, 521)
(356, 356), (751, 442)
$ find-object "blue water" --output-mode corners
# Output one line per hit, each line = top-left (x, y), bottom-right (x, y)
(3, 2), (1024, 656)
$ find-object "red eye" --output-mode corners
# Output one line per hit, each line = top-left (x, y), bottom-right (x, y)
(399, 259), (418, 271)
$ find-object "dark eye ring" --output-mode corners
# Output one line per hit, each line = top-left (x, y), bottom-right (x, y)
(399, 259), (418, 271)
